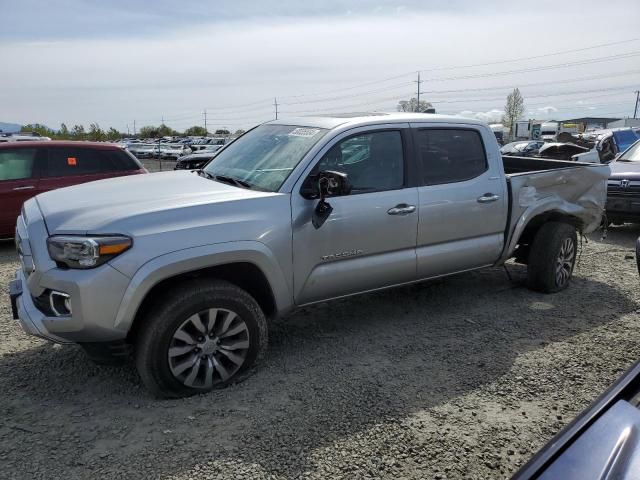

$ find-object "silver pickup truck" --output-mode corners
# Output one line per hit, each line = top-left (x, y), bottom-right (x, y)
(9, 113), (610, 398)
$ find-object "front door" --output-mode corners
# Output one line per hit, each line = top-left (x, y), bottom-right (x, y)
(291, 126), (419, 305)
(0, 147), (42, 237)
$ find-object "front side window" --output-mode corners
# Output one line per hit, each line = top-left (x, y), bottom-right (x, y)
(0, 148), (37, 181)
(416, 129), (487, 185)
(315, 130), (404, 192)
(204, 124), (328, 192)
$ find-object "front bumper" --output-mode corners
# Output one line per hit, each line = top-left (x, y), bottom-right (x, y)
(606, 195), (640, 222)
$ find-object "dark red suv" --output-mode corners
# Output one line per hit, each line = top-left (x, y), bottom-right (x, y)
(0, 141), (146, 238)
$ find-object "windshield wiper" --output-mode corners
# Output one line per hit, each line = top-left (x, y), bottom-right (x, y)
(196, 170), (255, 189)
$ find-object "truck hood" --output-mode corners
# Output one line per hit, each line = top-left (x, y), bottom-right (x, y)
(36, 170), (278, 234)
(609, 160), (640, 179)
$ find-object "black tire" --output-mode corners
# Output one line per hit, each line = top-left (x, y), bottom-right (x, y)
(135, 279), (268, 398)
(526, 221), (577, 293)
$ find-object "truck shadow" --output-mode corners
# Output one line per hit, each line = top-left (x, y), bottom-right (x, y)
(0, 262), (637, 478)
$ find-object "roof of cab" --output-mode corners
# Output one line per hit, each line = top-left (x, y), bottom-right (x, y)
(0, 140), (125, 149)
(267, 112), (488, 130)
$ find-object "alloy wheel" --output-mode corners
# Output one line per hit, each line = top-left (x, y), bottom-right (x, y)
(555, 237), (575, 287)
(168, 308), (249, 389)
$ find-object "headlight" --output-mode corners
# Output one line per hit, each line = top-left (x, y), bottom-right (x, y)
(47, 235), (132, 269)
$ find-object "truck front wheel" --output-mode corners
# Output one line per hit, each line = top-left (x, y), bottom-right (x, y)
(135, 279), (268, 398)
(526, 221), (577, 293)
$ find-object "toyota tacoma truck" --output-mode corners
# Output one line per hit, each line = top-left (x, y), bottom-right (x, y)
(9, 113), (610, 398)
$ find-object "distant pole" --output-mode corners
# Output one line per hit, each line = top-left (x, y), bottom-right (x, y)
(634, 90), (639, 119)
(274, 97), (279, 120)
(133, 120), (136, 136)
(126, 124), (130, 135)
(203, 109), (208, 135)
(415, 72), (423, 112)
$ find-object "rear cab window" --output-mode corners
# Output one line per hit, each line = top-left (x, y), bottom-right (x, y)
(45, 147), (139, 177)
(415, 128), (488, 185)
(0, 148), (38, 181)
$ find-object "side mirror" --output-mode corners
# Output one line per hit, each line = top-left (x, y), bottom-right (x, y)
(310, 170), (351, 229)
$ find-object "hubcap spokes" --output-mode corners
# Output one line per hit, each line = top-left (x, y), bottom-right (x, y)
(555, 237), (575, 287)
(168, 308), (249, 388)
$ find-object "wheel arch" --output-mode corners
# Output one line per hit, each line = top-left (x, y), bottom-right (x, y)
(113, 242), (292, 341)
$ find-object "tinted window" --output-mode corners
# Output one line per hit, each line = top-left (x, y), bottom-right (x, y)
(316, 131), (404, 192)
(45, 148), (137, 177)
(416, 129), (487, 185)
(0, 148), (37, 181)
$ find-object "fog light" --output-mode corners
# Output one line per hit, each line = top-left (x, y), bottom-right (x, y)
(49, 291), (72, 316)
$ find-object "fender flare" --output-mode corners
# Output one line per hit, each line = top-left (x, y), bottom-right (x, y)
(112, 241), (292, 332)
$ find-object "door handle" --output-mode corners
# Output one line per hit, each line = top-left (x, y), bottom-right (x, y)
(12, 186), (35, 191)
(387, 204), (416, 215)
(477, 193), (500, 203)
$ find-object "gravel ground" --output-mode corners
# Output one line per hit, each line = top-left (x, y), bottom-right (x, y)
(1, 226), (640, 479)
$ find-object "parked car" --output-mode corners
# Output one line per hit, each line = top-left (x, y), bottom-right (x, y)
(0, 132), (51, 143)
(174, 152), (218, 170)
(573, 128), (640, 163)
(513, 359), (640, 479)
(160, 144), (192, 160)
(127, 143), (156, 159)
(9, 113), (609, 397)
(0, 141), (146, 238)
(500, 141), (545, 157)
(605, 139), (640, 224)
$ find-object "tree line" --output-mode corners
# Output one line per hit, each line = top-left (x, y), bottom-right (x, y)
(20, 123), (246, 141)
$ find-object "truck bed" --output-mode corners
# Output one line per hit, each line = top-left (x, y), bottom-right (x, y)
(498, 155), (610, 263)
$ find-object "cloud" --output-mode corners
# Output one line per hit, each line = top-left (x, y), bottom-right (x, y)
(456, 109), (504, 123)
(537, 106), (558, 114)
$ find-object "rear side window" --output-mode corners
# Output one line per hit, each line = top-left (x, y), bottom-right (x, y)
(416, 129), (488, 185)
(45, 147), (137, 177)
(0, 148), (37, 181)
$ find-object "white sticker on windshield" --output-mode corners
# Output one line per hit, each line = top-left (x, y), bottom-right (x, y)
(288, 128), (320, 137)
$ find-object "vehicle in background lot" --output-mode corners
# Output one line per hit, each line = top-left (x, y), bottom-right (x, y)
(573, 128), (640, 163)
(159, 144), (192, 160)
(513, 359), (640, 480)
(538, 142), (590, 161)
(127, 143), (156, 159)
(0, 132), (52, 143)
(174, 151), (219, 170)
(0, 141), (146, 238)
(9, 113), (609, 397)
(500, 140), (545, 157)
(604, 139), (640, 224)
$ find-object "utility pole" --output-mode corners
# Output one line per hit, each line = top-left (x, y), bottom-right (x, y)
(203, 109), (208, 135)
(634, 90), (639, 119)
(415, 72), (424, 112)
(126, 124), (130, 136)
(274, 97), (279, 120)
(133, 120), (136, 136)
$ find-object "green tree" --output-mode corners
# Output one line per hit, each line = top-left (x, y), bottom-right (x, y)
(157, 123), (177, 137)
(503, 88), (525, 140)
(59, 123), (70, 139)
(397, 98), (433, 113)
(234, 129), (246, 136)
(88, 123), (106, 141)
(71, 124), (86, 140)
(21, 123), (56, 138)
(184, 126), (208, 136)
(107, 127), (121, 141)
(138, 125), (159, 138)
(215, 129), (230, 135)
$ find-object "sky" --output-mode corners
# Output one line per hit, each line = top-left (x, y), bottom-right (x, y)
(1, 0), (639, 133)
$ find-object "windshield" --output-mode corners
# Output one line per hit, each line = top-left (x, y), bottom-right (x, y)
(618, 140), (640, 162)
(203, 124), (328, 191)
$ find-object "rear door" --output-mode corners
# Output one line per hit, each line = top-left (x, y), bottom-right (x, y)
(39, 146), (141, 193)
(0, 147), (42, 237)
(411, 124), (508, 278)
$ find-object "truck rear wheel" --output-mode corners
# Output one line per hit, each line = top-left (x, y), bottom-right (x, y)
(135, 279), (268, 398)
(526, 221), (577, 293)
